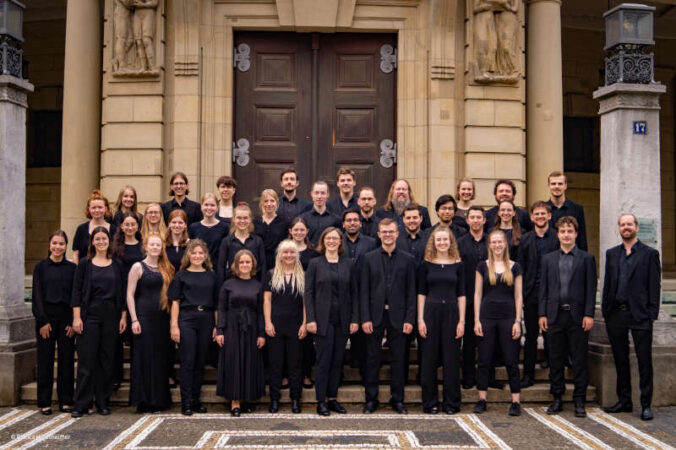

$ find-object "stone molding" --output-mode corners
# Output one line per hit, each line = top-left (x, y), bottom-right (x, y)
(594, 83), (667, 115)
(0, 76), (34, 108)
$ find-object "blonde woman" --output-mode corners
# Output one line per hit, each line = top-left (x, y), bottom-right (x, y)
(141, 203), (167, 241)
(112, 185), (142, 227)
(217, 203), (266, 284)
(473, 230), (523, 416)
(165, 209), (189, 273)
(254, 189), (289, 270)
(455, 178), (475, 220)
(263, 240), (307, 414)
(188, 193), (230, 264)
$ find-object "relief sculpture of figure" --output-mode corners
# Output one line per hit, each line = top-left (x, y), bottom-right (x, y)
(473, 0), (520, 84)
(112, 0), (134, 73)
(133, 0), (159, 72)
(112, 0), (160, 77)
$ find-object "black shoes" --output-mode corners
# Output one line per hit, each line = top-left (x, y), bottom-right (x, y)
(520, 376), (534, 389)
(291, 399), (301, 414)
(193, 403), (207, 414)
(547, 398), (563, 415)
(328, 400), (347, 414)
(181, 403), (193, 416)
(363, 401), (378, 414)
(443, 405), (461, 415)
(423, 405), (439, 414)
(508, 402), (521, 416)
(59, 406), (73, 413)
(574, 401), (586, 418)
(390, 401), (407, 414)
(473, 399), (487, 414)
(40, 408), (52, 416)
(317, 402), (330, 416)
(603, 401), (633, 413)
(269, 400), (279, 413)
(231, 408), (241, 417)
(540, 360), (550, 369)
(71, 410), (85, 418)
(98, 407), (111, 416)
(641, 407), (654, 421)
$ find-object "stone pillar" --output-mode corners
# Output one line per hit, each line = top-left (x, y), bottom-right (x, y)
(0, 75), (35, 405)
(526, 0), (563, 205)
(60, 0), (103, 247)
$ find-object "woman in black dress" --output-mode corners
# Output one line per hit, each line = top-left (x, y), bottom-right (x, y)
(72, 190), (115, 265)
(217, 204), (266, 284)
(32, 230), (76, 415)
(71, 227), (127, 417)
(417, 226), (466, 414)
(216, 250), (266, 416)
(112, 185), (142, 227)
(189, 193), (230, 264)
(305, 227), (359, 416)
(126, 233), (174, 412)
(263, 240), (307, 414)
(254, 189), (289, 270)
(473, 230), (523, 416)
(490, 200), (521, 260)
(169, 239), (218, 415)
(165, 210), (188, 273)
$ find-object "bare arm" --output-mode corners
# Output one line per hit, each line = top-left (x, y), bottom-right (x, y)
(456, 295), (466, 339)
(473, 270), (484, 337)
(417, 294), (427, 338)
(126, 263), (142, 334)
(170, 301), (180, 343)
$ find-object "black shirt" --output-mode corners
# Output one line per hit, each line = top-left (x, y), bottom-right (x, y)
(217, 233), (266, 283)
(32, 257), (76, 326)
(417, 261), (465, 301)
(254, 215), (290, 270)
(380, 248), (399, 305)
(616, 242), (638, 303)
(161, 197), (203, 226)
(548, 198), (587, 251)
(328, 262), (341, 324)
(299, 247), (320, 271)
(91, 264), (118, 306)
(558, 247), (576, 306)
(477, 260), (522, 320)
(121, 242), (145, 279)
(300, 208), (341, 246)
(217, 277), (264, 337)
(112, 210), (143, 228)
(168, 270), (218, 309)
(360, 213), (381, 238)
(396, 231), (427, 265)
(166, 245), (186, 273)
(327, 194), (358, 216)
(188, 220), (230, 264)
(277, 195), (312, 223)
(264, 269), (303, 330)
(72, 221), (117, 258)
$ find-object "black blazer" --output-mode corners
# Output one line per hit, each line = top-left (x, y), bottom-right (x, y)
(601, 240), (661, 323)
(304, 255), (359, 336)
(457, 233), (487, 306)
(360, 248), (417, 328)
(71, 258), (125, 320)
(538, 248), (597, 325)
(343, 234), (378, 278)
(517, 227), (560, 301)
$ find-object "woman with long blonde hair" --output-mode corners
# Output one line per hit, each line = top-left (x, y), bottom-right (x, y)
(126, 233), (174, 412)
(112, 185), (142, 227)
(141, 203), (167, 240)
(473, 230), (523, 417)
(263, 240), (307, 414)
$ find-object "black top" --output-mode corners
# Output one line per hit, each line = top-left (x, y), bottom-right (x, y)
(299, 247), (320, 271)
(71, 258), (125, 317)
(428, 221), (467, 240)
(328, 262), (341, 324)
(547, 198), (587, 251)
(417, 261), (465, 301)
(264, 269), (303, 331)
(217, 277), (264, 337)
(168, 270), (218, 309)
(558, 247), (576, 305)
(166, 245), (186, 273)
(485, 206), (532, 233)
(517, 227), (560, 301)
(327, 194), (358, 216)
(375, 205), (432, 232)
(134, 262), (164, 315)
(72, 221), (117, 258)
(477, 260), (522, 320)
(216, 233), (266, 284)
(254, 215), (290, 270)
(188, 220), (230, 264)
(343, 234), (378, 278)
(31, 257), (76, 326)
(360, 213), (381, 239)
(277, 195), (312, 223)
(161, 198), (203, 226)
(616, 242), (637, 303)
(91, 264), (118, 306)
(112, 210), (143, 228)
(457, 233), (488, 305)
(121, 242), (145, 280)
(396, 231), (427, 265)
(299, 208), (342, 246)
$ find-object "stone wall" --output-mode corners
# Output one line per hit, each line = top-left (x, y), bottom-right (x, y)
(25, 169), (61, 274)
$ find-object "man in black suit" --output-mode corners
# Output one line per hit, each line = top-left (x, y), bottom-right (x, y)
(539, 216), (597, 417)
(484, 179), (532, 232)
(602, 213), (661, 421)
(327, 167), (359, 216)
(395, 205), (427, 265)
(518, 201), (560, 387)
(361, 218), (416, 414)
(547, 171), (587, 250)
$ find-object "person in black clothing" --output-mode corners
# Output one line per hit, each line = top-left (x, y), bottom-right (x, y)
(112, 185), (143, 227)
(254, 189), (289, 270)
(161, 171), (203, 225)
(188, 193), (230, 264)
(547, 171), (587, 250)
(277, 167), (312, 223)
(357, 186), (381, 239)
(517, 201), (559, 388)
(484, 179), (532, 233)
(457, 206), (487, 389)
(32, 230), (77, 415)
(327, 167), (359, 216)
(430, 194), (468, 238)
(455, 177), (475, 220)
(169, 239), (219, 415)
(305, 227), (360, 416)
(539, 216), (597, 418)
(263, 240), (307, 414)
(216, 250), (266, 416)
(376, 179), (432, 231)
(602, 213), (661, 421)
(217, 204), (266, 284)
(489, 200), (521, 260)
(417, 226), (466, 414)
(72, 189), (115, 265)
(396, 205), (427, 265)
(361, 218), (416, 414)
(71, 227), (127, 417)
(216, 175), (237, 222)
(473, 229), (523, 417)
(165, 210), (189, 273)
(126, 233), (173, 413)
(300, 181), (341, 246)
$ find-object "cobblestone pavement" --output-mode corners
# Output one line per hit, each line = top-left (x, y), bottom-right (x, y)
(0, 404), (674, 449)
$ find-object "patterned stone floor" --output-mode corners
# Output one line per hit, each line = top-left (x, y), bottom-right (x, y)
(0, 404), (674, 449)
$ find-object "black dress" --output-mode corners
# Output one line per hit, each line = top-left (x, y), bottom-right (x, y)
(254, 216), (289, 270)
(166, 245), (186, 273)
(216, 277), (265, 401)
(129, 262), (171, 410)
(121, 243), (144, 278)
(299, 247), (320, 271)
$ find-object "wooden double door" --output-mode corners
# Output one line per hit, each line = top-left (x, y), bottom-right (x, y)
(233, 32), (396, 208)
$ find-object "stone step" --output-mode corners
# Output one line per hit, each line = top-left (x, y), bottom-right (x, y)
(20, 381), (595, 405)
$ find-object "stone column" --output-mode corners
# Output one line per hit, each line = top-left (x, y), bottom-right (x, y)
(526, 0), (563, 205)
(60, 0), (103, 246)
(0, 75), (35, 405)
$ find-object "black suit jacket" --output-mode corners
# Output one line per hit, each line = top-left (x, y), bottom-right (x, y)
(517, 227), (560, 301)
(457, 233), (488, 306)
(304, 255), (359, 336)
(538, 248), (597, 325)
(601, 240), (661, 323)
(360, 247), (417, 328)
(343, 234), (378, 279)
(71, 258), (125, 320)
(548, 198), (587, 251)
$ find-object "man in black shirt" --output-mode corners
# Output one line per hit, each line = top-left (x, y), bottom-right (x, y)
(361, 218), (416, 414)
(484, 179), (532, 232)
(376, 179), (432, 231)
(539, 216), (596, 418)
(327, 167), (359, 216)
(547, 171), (587, 250)
(430, 194), (467, 239)
(357, 186), (381, 239)
(277, 167), (312, 222)
(517, 201), (560, 387)
(395, 205), (427, 265)
(300, 181), (341, 246)
(161, 172), (203, 225)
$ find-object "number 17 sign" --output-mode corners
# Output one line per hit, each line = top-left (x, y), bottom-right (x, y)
(633, 121), (647, 135)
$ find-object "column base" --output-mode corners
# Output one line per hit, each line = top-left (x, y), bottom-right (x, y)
(0, 339), (36, 406)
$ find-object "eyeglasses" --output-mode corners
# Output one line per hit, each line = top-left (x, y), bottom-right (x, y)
(172, 182), (187, 186)
(324, 236), (341, 241)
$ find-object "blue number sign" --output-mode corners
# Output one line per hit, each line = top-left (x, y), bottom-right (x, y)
(633, 121), (647, 135)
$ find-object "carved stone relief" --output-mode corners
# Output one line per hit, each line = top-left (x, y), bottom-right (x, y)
(112, 0), (160, 77)
(471, 0), (520, 85)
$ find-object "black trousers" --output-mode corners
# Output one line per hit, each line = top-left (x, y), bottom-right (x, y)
(523, 297), (540, 378)
(314, 322), (347, 402)
(462, 303), (476, 385)
(36, 304), (75, 408)
(268, 328), (302, 400)
(178, 309), (214, 406)
(365, 310), (407, 403)
(477, 317), (520, 393)
(420, 300), (461, 409)
(73, 305), (118, 412)
(301, 334), (315, 380)
(547, 310), (589, 401)
(605, 308), (653, 407)
(349, 330), (367, 380)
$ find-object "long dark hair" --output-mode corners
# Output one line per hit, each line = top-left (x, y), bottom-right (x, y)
(47, 229), (69, 256)
(493, 200), (521, 246)
(288, 217), (314, 249)
(112, 211), (142, 259)
(87, 226), (113, 259)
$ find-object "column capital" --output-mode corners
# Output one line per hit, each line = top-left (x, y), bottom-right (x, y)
(593, 82), (666, 115)
(0, 76), (33, 108)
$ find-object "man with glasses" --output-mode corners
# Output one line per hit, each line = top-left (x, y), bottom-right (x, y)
(161, 172), (203, 225)
(357, 186), (380, 239)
